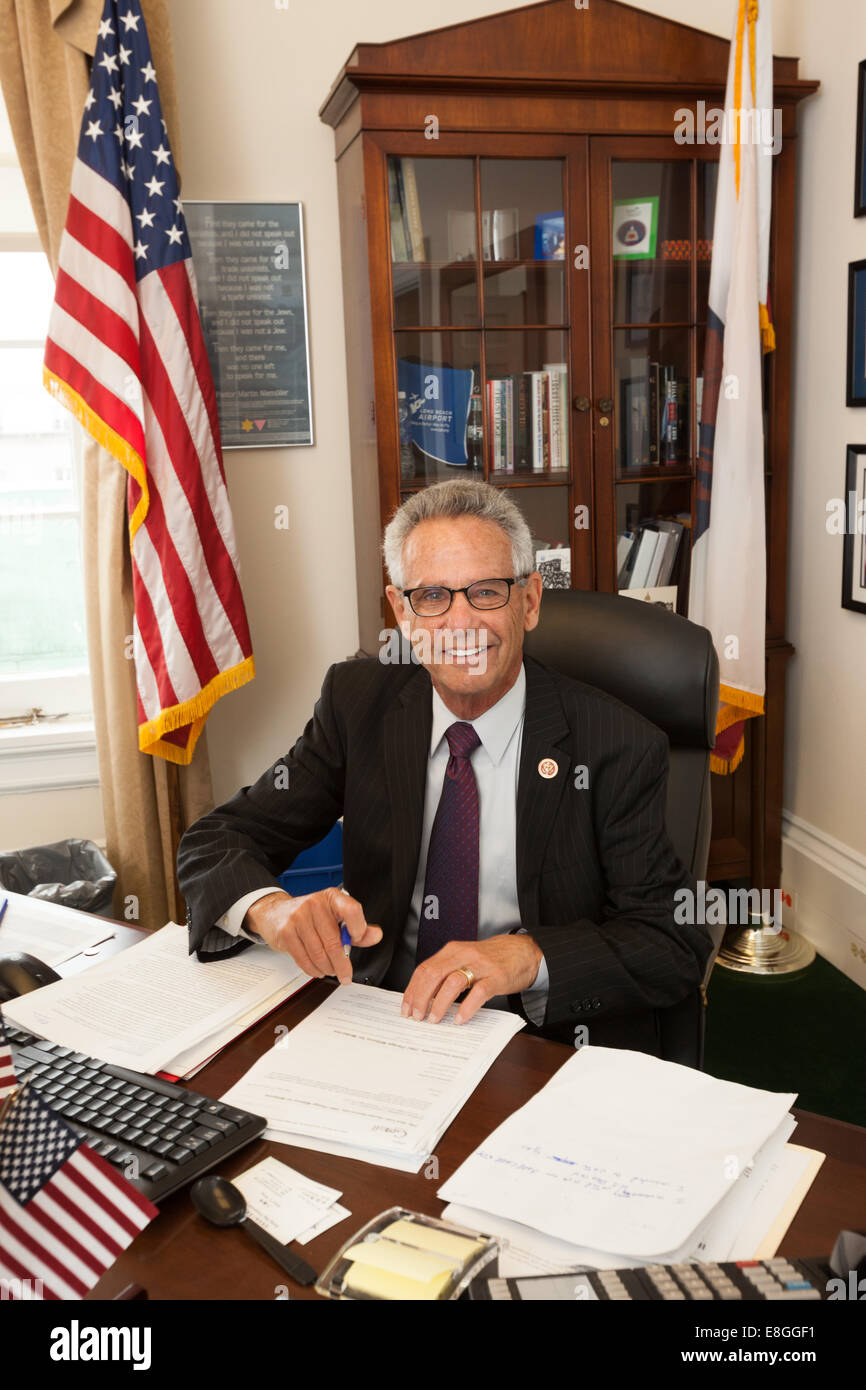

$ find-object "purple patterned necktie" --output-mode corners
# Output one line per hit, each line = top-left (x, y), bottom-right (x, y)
(416, 721), (481, 964)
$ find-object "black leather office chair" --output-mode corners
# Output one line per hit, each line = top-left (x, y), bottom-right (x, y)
(523, 588), (722, 1069)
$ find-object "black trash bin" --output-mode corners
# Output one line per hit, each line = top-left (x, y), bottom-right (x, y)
(0, 838), (117, 918)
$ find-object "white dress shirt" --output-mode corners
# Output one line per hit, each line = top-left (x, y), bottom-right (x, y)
(218, 664), (549, 1025)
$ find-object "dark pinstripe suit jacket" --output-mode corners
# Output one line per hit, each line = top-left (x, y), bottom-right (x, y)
(177, 654), (713, 1055)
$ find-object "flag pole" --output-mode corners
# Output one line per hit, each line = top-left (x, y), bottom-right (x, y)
(165, 761), (187, 926)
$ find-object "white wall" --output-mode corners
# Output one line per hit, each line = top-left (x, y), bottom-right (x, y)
(779, 0), (866, 985)
(0, 788), (104, 853)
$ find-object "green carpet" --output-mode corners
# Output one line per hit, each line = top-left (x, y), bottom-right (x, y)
(704, 952), (866, 1127)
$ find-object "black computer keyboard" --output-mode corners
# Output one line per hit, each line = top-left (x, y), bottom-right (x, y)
(5, 1024), (267, 1204)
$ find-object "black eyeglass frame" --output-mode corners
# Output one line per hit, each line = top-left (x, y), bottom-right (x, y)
(400, 576), (530, 616)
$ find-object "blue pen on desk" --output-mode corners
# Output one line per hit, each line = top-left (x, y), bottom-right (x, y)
(0, 897), (8, 929)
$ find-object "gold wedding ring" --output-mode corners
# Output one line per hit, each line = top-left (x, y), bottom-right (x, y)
(455, 966), (475, 991)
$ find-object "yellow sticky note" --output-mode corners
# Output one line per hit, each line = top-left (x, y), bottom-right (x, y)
(380, 1218), (483, 1263)
(342, 1240), (453, 1283)
(343, 1261), (453, 1301)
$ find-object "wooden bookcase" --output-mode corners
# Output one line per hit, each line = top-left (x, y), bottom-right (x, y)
(319, 0), (817, 889)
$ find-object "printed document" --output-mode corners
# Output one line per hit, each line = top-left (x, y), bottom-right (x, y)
(2, 921), (308, 1073)
(221, 983), (524, 1169)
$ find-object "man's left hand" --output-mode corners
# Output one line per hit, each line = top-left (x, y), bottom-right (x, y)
(401, 934), (543, 1025)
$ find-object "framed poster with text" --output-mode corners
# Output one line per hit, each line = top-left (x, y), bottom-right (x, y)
(184, 201), (313, 447)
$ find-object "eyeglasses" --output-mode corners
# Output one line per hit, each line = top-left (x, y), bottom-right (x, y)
(402, 577), (528, 617)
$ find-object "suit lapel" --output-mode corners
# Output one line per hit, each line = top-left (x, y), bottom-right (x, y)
(384, 664), (433, 934)
(516, 656), (571, 927)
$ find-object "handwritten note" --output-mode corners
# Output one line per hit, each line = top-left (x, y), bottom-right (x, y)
(438, 1046), (796, 1257)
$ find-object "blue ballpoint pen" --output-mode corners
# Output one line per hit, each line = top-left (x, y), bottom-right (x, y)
(0, 897), (8, 929)
(336, 884), (351, 957)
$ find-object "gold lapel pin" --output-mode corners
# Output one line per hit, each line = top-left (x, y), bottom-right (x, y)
(538, 757), (558, 779)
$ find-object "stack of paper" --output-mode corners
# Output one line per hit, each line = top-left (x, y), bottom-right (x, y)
(2, 921), (310, 1078)
(233, 1156), (350, 1246)
(220, 984), (525, 1173)
(438, 1047), (825, 1274)
(0, 890), (115, 966)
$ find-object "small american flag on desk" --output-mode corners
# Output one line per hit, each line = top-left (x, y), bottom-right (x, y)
(0, 1015), (156, 1299)
(44, 0), (254, 764)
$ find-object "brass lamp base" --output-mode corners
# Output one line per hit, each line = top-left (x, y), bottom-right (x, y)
(717, 921), (816, 977)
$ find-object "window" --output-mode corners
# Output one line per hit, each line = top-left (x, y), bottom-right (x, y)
(0, 96), (91, 728)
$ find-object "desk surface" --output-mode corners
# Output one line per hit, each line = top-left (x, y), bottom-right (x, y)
(88, 978), (866, 1301)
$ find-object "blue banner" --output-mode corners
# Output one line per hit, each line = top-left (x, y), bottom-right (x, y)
(397, 360), (473, 467)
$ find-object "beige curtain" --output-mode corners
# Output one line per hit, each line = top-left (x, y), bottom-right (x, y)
(0, 0), (214, 930)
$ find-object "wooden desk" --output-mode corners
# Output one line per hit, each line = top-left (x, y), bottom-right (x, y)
(89, 979), (866, 1301)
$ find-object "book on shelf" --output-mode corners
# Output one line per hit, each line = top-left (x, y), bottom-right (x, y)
(544, 362), (568, 472)
(530, 371), (549, 471)
(662, 367), (678, 464)
(388, 160), (409, 262)
(620, 368), (649, 470)
(485, 368), (568, 474)
(639, 362), (690, 468)
(389, 158), (425, 262)
(400, 159), (425, 261)
(487, 377), (515, 473)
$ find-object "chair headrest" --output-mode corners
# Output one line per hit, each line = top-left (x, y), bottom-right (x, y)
(523, 589), (719, 749)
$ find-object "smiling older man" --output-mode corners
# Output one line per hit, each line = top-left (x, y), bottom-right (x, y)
(178, 479), (712, 1054)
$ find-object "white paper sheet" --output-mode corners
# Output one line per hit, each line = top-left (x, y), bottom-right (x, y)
(263, 1126), (428, 1173)
(733, 1143), (826, 1260)
(443, 1135), (822, 1278)
(2, 921), (309, 1073)
(441, 1202), (626, 1276)
(223, 983), (524, 1169)
(438, 1046), (797, 1258)
(295, 1202), (351, 1246)
(0, 890), (114, 966)
(232, 1156), (341, 1246)
(162, 977), (311, 1079)
(684, 1113), (798, 1262)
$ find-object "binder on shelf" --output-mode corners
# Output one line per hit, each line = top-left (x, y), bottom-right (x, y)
(616, 517), (686, 593)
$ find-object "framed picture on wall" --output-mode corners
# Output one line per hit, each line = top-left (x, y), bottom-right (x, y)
(184, 202), (314, 447)
(842, 445), (866, 615)
(855, 59), (866, 217)
(846, 260), (866, 405)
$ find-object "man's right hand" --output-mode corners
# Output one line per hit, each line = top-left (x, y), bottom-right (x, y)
(243, 888), (383, 985)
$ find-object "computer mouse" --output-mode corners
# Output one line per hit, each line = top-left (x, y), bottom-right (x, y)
(0, 952), (62, 1003)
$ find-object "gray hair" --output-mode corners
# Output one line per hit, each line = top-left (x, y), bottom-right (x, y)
(382, 479), (535, 589)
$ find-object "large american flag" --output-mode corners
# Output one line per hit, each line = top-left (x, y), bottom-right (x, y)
(0, 1034), (156, 1299)
(43, 0), (254, 764)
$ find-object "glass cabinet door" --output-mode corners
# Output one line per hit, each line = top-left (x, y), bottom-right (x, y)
(591, 142), (722, 615)
(387, 149), (582, 590)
